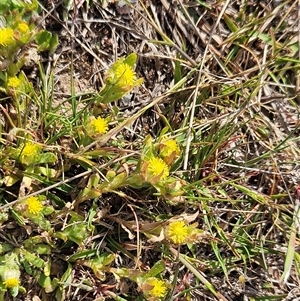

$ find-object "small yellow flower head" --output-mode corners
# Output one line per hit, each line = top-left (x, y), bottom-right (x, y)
(113, 62), (136, 88)
(159, 139), (180, 158)
(0, 27), (14, 46)
(148, 157), (169, 181)
(25, 196), (43, 215)
(86, 117), (109, 136)
(105, 54), (143, 92)
(4, 277), (19, 288)
(2, 269), (20, 288)
(165, 220), (188, 244)
(18, 22), (29, 33)
(18, 141), (41, 165)
(143, 277), (168, 299)
(7, 76), (21, 89)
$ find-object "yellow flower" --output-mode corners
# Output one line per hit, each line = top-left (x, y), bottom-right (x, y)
(4, 277), (19, 288)
(25, 196), (43, 215)
(105, 54), (143, 91)
(2, 269), (20, 288)
(99, 54), (143, 103)
(144, 277), (167, 299)
(7, 76), (21, 89)
(18, 141), (41, 165)
(165, 220), (188, 244)
(86, 117), (109, 136)
(159, 139), (180, 158)
(0, 27), (14, 46)
(113, 62), (136, 88)
(18, 22), (29, 33)
(148, 157), (169, 180)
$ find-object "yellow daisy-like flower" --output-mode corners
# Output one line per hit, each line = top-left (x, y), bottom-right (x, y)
(7, 76), (21, 89)
(19, 141), (41, 165)
(148, 157), (169, 180)
(0, 27), (14, 46)
(2, 269), (20, 288)
(4, 277), (20, 288)
(18, 22), (29, 33)
(144, 277), (167, 299)
(25, 196), (43, 215)
(86, 117), (109, 136)
(100, 54), (143, 103)
(165, 220), (188, 244)
(159, 139), (180, 158)
(113, 62), (136, 88)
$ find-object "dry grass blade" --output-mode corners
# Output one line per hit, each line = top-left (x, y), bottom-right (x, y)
(183, 0), (231, 170)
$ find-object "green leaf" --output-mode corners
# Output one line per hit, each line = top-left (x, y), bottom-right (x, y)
(43, 205), (55, 216)
(36, 31), (58, 52)
(9, 286), (19, 298)
(67, 249), (98, 262)
(55, 263), (72, 301)
(144, 260), (166, 279)
(21, 249), (45, 269)
(34, 166), (57, 178)
(223, 14), (239, 33)
(89, 173), (100, 188)
(100, 172), (127, 192)
(77, 187), (102, 202)
(124, 53), (137, 66)
(174, 56), (182, 85)
(36, 244), (51, 255)
(10, 208), (25, 226)
(77, 253), (115, 280)
(44, 259), (51, 277)
(60, 222), (90, 246)
(54, 231), (68, 242)
(49, 34), (59, 54)
(38, 152), (57, 164)
(38, 273), (56, 293)
(2, 174), (20, 187)
(0, 243), (13, 255)
(230, 183), (266, 204)
(22, 258), (33, 275)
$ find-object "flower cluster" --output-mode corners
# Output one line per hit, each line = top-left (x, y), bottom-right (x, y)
(25, 196), (43, 215)
(105, 54), (143, 91)
(85, 116), (109, 137)
(147, 157), (169, 181)
(165, 220), (188, 244)
(17, 22), (29, 33)
(7, 76), (21, 89)
(159, 138), (180, 158)
(0, 27), (14, 46)
(110, 61), (137, 89)
(18, 141), (41, 165)
(142, 277), (168, 300)
(98, 53), (143, 103)
(141, 136), (180, 185)
(164, 216), (204, 245)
